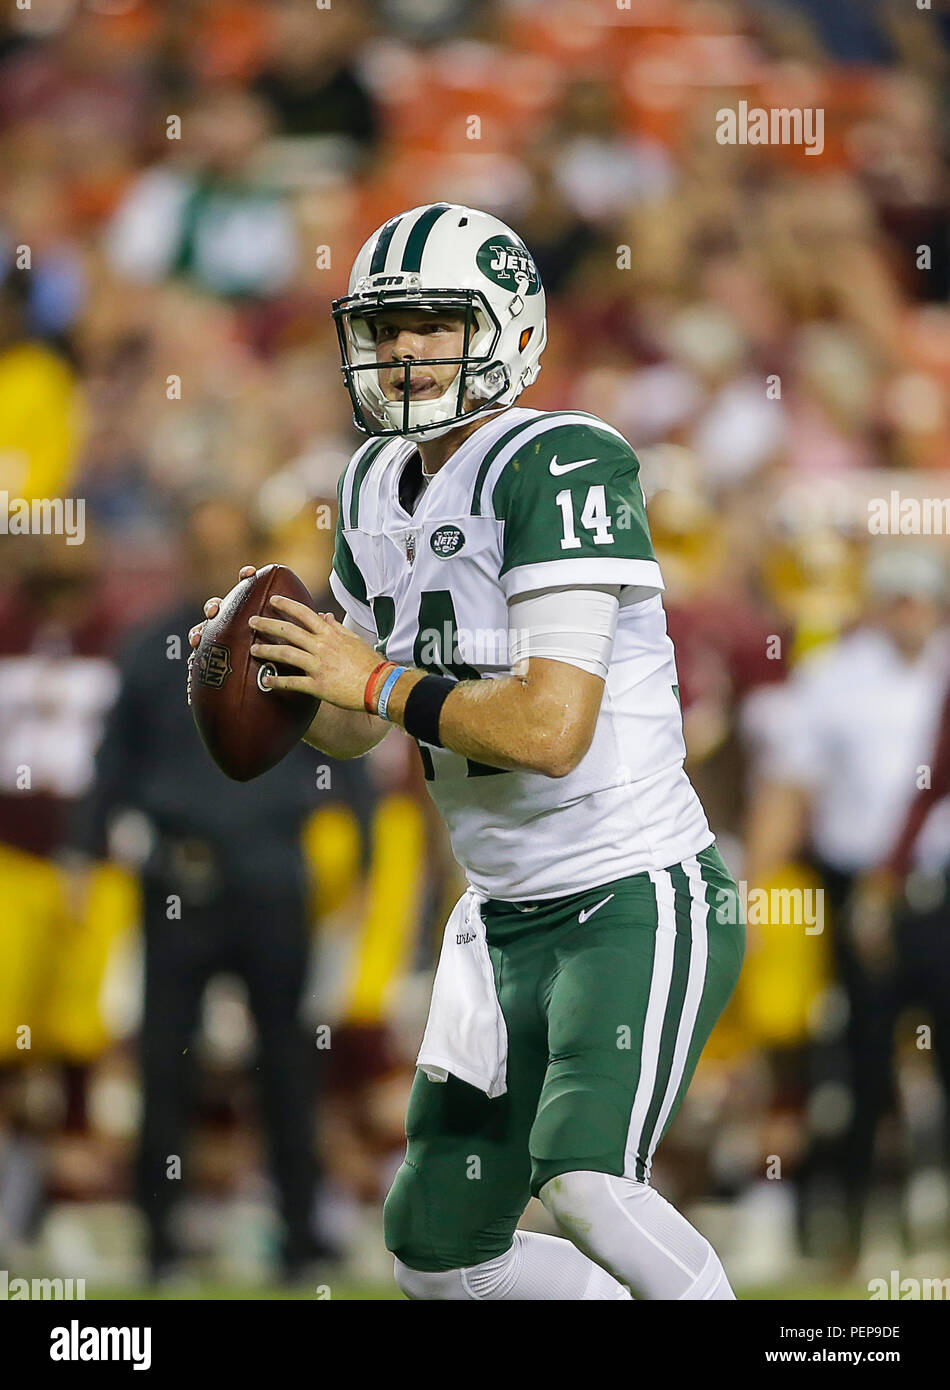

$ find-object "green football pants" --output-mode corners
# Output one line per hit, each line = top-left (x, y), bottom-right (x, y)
(384, 843), (744, 1272)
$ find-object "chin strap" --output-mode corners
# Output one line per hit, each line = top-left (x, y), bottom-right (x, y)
(398, 398), (511, 444)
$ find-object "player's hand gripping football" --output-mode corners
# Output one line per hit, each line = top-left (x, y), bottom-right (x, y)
(188, 566), (384, 712)
(187, 566), (259, 703)
(188, 565), (257, 653)
(248, 598), (384, 710)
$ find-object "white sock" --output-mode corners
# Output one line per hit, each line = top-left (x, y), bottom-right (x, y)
(394, 1230), (632, 1300)
(539, 1170), (735, 1300)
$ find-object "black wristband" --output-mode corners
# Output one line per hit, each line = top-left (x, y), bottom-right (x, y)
(402, 674), (457, 747)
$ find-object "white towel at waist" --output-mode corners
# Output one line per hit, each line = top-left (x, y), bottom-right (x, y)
(416, 885), (508, 1099)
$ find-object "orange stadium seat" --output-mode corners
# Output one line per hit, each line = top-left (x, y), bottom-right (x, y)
(375, 45), (558, 155)
(190, 0), (270, 83)
(750, 68), (882, 171)
(618, 32), (766, 146)
(86, 1), (161, 54)
(504, 7), (622, 71)
(356, 149), (532, 228)
(503, 0), (698, 71)
(901, 306), (950, 385)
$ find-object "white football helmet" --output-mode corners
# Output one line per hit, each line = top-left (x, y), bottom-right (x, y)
(332, 203), (547, 440)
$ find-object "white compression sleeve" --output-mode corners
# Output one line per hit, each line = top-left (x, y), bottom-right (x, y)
(508, 585), (622, 679)
(345, 592), (621, 678)
(394, 1231), (632, 1300)
(540, 1171), (735, 1300)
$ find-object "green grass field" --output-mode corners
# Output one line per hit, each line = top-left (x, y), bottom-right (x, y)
(86, 1283), (404, 1300)
(82, 1282), (869, 1301)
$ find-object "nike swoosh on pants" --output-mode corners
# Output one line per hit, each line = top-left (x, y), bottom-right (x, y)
(578, 893), (616, 923)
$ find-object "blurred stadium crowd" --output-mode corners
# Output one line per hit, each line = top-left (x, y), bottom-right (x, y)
(1, 0), (949, 1293)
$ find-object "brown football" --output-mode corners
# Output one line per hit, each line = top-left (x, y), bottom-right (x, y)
(189, 563), (319, 781)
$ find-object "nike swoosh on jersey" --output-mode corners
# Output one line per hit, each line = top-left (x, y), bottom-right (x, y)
(577, 892), (616, 923)
(548, 455), (599, 475)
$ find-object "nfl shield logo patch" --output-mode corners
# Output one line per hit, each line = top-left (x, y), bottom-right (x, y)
(405, 532), (416, 565)
(196, 643), (232, 689)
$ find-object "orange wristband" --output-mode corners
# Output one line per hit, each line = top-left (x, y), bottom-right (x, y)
(364, 660), (396, 715)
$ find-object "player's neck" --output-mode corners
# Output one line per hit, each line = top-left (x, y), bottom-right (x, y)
(416, 412), (497, 477)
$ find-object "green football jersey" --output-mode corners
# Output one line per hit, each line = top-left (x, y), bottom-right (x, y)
(330, 407), (712, 899)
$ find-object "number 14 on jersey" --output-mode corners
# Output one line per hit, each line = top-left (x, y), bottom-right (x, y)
(556, 485), (615, 550)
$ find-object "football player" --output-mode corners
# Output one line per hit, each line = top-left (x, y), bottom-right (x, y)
(191, 203), (745, 1299)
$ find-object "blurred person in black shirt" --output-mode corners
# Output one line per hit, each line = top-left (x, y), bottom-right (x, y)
(66, 497), (376, 1283)
(251, 0), (378, 158)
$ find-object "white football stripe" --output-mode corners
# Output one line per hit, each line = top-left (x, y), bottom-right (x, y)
(623, 869), (677, 1177)
(642, 856), (710, 1180)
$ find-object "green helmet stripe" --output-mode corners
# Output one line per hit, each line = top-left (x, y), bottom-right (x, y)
(401, 203), (452, 272)
(369, 215), (404, 275)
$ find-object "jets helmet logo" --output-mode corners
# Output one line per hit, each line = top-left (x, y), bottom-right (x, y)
(476, 236), (541, 295)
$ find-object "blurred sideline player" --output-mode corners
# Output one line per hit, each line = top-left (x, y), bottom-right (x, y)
(68, 498), (382, 1282)
(193, 204), (745, 1300)
(0, 534), (133, 1246)
(744, 547), (950, 1260)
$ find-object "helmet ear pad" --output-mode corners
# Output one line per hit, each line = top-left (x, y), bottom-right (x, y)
(454, 303), (508, 403)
